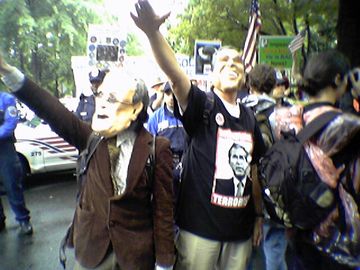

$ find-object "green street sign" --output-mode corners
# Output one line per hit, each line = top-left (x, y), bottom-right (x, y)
(258, 36), (294, 69)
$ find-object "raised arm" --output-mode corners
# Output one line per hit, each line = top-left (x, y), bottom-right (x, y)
(0, 53), (10, 74)
(0, 53), (17, 76)
(131, 0), (191, 111)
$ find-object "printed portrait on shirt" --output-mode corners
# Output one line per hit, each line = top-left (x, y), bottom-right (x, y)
(211, 128), (254, 209)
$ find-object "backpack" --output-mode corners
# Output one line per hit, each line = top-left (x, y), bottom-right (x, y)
(59, 132), (156, 269)
(255, 105), (275, 149)
(258, 110), (340, 229)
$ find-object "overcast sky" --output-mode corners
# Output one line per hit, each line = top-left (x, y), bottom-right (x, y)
(101, 0), (188, 55)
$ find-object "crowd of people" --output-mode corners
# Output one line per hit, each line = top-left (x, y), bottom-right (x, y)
(0, 0), (360, 269)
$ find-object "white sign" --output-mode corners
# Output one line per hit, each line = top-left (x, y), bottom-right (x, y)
(87, 24), (127, 68)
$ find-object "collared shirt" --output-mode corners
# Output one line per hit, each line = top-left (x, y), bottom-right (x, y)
(112, 130), (136, 196)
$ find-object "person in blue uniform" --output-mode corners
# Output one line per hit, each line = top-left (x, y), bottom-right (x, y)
(147, 82), (187, 201)
(0, 91), (33, 235)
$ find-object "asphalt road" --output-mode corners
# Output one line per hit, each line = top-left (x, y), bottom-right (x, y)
(0, 172), (77, 270)
(0, 172), (267, 270)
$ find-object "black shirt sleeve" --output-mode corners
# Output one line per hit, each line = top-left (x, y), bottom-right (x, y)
(173, 85), (207, 136)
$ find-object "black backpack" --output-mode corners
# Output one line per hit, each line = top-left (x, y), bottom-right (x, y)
(258, 110), (340, 229)
(59, 132), (156, 269)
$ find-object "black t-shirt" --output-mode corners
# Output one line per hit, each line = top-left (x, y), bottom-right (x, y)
(174, 85), (266, 241)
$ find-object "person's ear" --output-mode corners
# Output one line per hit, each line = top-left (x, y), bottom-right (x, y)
(129, 102), (144, 121)
(334, 74), (343, 87)
(334, 73), (347, 98)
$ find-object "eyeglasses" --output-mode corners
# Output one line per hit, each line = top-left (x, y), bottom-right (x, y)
(93, 90), (133, 105)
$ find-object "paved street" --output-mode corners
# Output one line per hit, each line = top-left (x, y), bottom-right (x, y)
(0, 173), (77, 270)
(0, 172), (266, 270)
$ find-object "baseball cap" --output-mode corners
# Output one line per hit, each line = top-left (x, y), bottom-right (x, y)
(162, 82), (172, 93)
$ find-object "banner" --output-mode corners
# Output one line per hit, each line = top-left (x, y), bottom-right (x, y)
(258, 36), (294, 69)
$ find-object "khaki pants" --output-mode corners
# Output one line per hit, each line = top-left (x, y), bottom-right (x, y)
(74, 251), (120, 270)
(175, 229), (252, 270)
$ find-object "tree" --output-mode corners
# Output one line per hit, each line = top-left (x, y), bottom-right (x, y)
(0, 0), (104, 97)
(168, 0), (338, 61)
(126, 33), (144, 56)
(337, 0), (360, 68)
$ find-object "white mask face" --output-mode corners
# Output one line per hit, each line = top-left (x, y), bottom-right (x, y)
(91, 69), (144, 138)
(212, 48), (245, 92)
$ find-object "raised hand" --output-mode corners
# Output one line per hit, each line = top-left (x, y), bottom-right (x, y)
(0, 52), (14, 76)
(130, 0), (170, 36)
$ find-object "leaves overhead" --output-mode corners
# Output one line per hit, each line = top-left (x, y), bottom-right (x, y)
(168, 0), (338, 57)
(0, 0), (143, 97)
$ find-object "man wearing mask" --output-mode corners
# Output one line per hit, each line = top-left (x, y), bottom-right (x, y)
(132, 1), (266, 269)
(0, 54), (175, 270)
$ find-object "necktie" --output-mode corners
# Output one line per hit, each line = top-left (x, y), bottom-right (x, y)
(236, 180), (245, 197)
(107, 137), (122, 194)
(107, 136), (120, 169)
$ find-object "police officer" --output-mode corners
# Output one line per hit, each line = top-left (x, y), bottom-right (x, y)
(0, 91), (33, 235)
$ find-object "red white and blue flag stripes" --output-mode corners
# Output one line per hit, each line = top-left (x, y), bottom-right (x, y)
(288, 30), (306, 53)
(242, 0), (262, 73)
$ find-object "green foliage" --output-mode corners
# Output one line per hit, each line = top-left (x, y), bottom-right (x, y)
(0, 0), (341, 96)
(168, 0), (338, 57)
(0, 0), (104, 97)
(168, 0), (249, 54)
(126, 33), (144, 56)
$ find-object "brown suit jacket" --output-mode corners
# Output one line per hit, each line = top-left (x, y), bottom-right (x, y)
(15, 79), (175, 269)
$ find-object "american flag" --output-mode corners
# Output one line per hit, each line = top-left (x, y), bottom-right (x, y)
(288, 30), (306, 53)
(242, 0), (262, 73)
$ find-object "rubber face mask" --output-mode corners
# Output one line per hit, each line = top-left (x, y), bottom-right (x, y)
(212, 48), (245, 92)
(91, 69), (144, 138)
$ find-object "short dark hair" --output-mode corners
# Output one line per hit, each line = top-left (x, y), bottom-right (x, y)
(248, 64), (276, 94)
(228, 143), (249, 161)
(298, 49), (350, 97)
